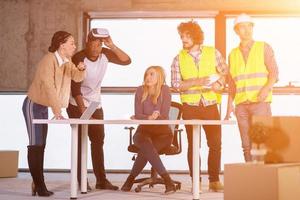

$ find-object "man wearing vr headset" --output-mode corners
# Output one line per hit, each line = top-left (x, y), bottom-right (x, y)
(67, 28), (131, 190)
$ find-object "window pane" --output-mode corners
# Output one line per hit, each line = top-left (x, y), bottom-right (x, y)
(91, 18), (215, 86)
(226, 17), (300, 86)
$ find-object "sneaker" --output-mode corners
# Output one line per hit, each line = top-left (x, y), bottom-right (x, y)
(191, 182), (202, 194)
(209, 181), (223, 192)
(96, 179), (119, 190)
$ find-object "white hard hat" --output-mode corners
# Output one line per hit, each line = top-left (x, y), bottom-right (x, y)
(234, 13), (254, 27)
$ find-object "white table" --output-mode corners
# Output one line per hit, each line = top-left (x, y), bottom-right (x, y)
(33, 119), (235, 200)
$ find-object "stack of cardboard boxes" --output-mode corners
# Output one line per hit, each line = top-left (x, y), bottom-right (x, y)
(0, 150), (18, 178)
(224, 116), (300, 200)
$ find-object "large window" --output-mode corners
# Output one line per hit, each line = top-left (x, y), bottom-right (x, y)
(91, 18), (215, 86)
(3, 14), (300, 171)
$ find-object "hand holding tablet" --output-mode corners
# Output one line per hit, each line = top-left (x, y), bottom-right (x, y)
(203, 74), (220, 88)
(208, 74), (220, 85)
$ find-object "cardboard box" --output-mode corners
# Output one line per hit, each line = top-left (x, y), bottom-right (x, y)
(224, 163), (300, 200)
(0, 150), (19, 178)
(252, 116), (300, 162)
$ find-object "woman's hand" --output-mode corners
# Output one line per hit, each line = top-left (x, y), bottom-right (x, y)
(148, 111), (160, 120)
(77, 62), (86, 71)
(130, 115), (136, 120)
(54, 113), (65, 120)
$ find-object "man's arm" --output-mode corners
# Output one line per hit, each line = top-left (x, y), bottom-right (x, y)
(71, 81), (86, 114)
(257, 43), (279, 102)
(211, 49), (229, 92)
(71, 51), (87, 114)
(224, 73), (236, 119)
(102, 37), (131, 65)
(170, 55), (209, 92)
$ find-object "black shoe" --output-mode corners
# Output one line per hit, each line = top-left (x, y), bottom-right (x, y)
(96, 179), (119, 190)
(161, 173), (176, 194)
(121, 175), (135, 192)
(28, 146), (54, 197)
(31, 182), (54, 197)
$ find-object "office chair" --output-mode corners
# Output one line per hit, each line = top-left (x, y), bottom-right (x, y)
(124, 101), (183, 192)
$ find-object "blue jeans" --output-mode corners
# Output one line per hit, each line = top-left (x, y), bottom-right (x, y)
(22, 97), (48, 146)
(235, 102), (272, 162)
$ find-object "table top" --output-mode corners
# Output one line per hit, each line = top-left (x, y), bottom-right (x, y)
(33, 119), (236, 125)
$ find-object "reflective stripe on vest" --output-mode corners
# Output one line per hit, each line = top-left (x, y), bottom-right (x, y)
(229, 41), (272, 105)
(179, 46), (221, 104)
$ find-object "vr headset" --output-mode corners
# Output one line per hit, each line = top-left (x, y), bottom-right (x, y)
(91, 28), (109, 38)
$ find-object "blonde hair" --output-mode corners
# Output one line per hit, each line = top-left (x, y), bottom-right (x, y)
(141, 66), (166, 105)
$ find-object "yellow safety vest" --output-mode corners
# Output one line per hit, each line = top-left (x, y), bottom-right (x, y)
(229, 41), (272, 105)
(179, 46), (221, 104)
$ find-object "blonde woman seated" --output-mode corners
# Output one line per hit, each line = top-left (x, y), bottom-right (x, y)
(121, 66), (176, 194)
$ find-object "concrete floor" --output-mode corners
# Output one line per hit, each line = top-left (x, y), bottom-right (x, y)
(0, 172), (224, 200)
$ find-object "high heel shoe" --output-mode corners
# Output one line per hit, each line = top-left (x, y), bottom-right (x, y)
(121, 175), (135, 192)
(31, 182), (54, 196)
(161, 173), (176, 194)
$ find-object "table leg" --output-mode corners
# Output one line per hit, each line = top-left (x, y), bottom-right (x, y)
(192, 125), (200, 200)
(70, 125), (78, 199)
(81, 125), (88, 194)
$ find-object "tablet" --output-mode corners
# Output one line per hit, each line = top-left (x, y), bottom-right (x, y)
(202, 74), (220, 89)
(208, 74), (220, 85)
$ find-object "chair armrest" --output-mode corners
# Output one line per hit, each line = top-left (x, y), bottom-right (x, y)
(174, 128), (183, 154)
(124, 126), (135, 146)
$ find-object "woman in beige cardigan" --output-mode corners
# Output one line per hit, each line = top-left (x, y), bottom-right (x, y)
(22, 31), (85, 197)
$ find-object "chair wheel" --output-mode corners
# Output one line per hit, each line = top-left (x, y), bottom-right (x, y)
(135, 186), (141, 193)
(149, 183), (154, 188)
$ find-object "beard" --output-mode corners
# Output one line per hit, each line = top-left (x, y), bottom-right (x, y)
(183, 43), (194, 50)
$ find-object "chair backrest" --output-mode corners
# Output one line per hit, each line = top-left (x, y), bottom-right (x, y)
(168, 102), (183, 133)
(126, 101), (183, 155)
(165, 102), (183, 153)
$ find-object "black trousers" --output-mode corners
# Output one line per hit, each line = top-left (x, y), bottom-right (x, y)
(182, 103), (221, 182)
(67, 103), (106, 184)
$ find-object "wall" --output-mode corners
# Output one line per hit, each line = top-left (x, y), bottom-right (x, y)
(0, 0), (80, 91)
(0, 0), (29, 91)
(0, 0), (299, 91)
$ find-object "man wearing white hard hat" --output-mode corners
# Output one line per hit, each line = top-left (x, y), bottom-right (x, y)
(67, 28), (131, 190)
(225, 14), (279, 162)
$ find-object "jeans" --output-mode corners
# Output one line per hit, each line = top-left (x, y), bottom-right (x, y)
(67, 103), (106, 183)
(22, 97), (48, 146)
(235, 102), (272, 162)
